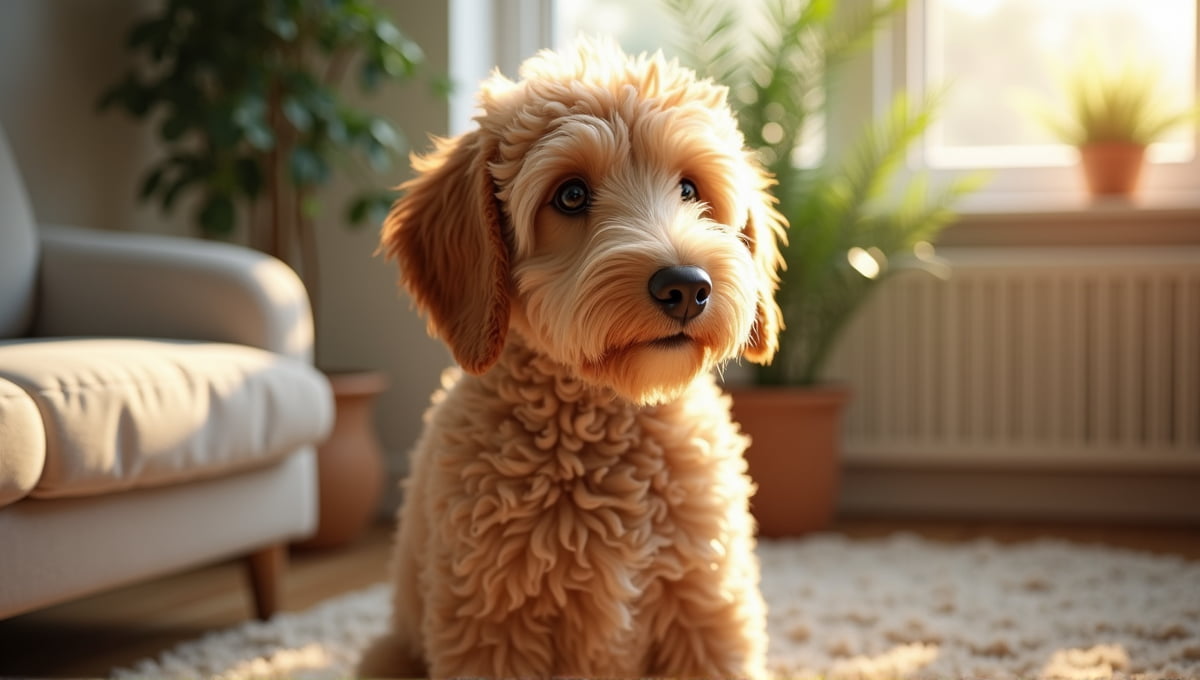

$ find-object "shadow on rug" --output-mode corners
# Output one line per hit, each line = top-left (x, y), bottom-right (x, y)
(113, 534), (1200, 679)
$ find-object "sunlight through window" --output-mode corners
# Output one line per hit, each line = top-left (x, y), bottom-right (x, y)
(919, 0), (1197, 168)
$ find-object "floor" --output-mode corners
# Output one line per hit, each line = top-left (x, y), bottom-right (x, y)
(0, 518), (1197, 678)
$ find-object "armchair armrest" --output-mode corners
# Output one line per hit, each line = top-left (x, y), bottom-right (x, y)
(33, 226), (314, 362)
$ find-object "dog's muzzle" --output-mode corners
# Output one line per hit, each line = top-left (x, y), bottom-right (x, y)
(648, 265), (711, 324)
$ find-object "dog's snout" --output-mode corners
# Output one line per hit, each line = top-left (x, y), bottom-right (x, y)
(648, 266), (711, 323)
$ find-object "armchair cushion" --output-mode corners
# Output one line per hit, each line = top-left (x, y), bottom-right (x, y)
(0, 338), (333, 500)
(0, 378), (44, 508)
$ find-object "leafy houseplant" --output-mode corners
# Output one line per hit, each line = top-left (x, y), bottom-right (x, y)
(668, 0), (978, 387)
(666, 0), (979, 534)
(98, 0), (429, 314)
(1039, 54), (1199, 196)
(98, 0), (433, 548)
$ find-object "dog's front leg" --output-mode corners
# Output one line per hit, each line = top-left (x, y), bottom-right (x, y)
(421, 596), (556, 678)
(644, 559), (769, 679)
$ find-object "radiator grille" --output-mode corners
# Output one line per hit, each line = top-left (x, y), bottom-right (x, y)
(825, 247), (1200, 470)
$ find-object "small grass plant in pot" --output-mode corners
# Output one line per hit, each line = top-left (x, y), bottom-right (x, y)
(1039, 53), (1199, 197)
(667, 0), (981, 536)
(99, 0), (438, 548)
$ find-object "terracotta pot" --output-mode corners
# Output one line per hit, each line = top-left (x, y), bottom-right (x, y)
(1079, 142), (1146, 197)
(727, 384), (850, 537)
(295, 369), (388, 550)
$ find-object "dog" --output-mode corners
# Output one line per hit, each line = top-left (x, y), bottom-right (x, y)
(358, 38), (787, 678)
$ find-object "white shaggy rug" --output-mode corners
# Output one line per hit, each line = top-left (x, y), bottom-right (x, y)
(114, 533), (1200, 679)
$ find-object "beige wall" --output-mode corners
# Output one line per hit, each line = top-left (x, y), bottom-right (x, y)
(0, 1), (457, 498)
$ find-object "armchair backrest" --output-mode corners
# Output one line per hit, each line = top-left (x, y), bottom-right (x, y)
(0, 125), (39, 339)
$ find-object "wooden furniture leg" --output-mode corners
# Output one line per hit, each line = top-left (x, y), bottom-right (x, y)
(244, 544), (286, 620)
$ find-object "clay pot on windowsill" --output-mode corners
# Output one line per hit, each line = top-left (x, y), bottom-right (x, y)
(295, 369), (388, 550)
(1079, 142), (1146, 197)
(727, 384), (850, 538)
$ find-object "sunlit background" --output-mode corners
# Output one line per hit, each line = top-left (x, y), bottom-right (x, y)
(926, 0), (1197, 167)
(555, 0), (1198, 170)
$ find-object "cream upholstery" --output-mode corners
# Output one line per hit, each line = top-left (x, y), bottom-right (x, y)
(35, 224), (314, 361)
(0, 378), (44, 508)
(0, 123), (334, 620)
(0, 339), (331, 500)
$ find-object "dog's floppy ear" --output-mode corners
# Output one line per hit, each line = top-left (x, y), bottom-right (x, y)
(741, 185), (787, 365)
(380, 129), (510, 374)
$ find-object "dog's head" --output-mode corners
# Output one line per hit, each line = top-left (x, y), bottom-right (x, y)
(382, 39), (786, 404)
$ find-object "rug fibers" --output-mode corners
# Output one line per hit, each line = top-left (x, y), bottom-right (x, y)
(114, 533), (1200, 679)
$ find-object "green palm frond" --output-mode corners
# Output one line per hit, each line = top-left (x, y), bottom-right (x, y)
(666, 0), (982, 385)
(663, 0), (744, 88)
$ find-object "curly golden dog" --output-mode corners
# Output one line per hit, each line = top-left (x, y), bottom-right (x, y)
(359, 38), (787, 678)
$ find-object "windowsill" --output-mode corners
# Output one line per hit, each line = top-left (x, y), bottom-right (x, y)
(938, 190), (1200, 248)
(956, 189), (1200, 220)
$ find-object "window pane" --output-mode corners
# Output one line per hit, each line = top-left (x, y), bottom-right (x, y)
(552, 0), (825, 166)
(923, 0), (1197, 168)
(553, 0), (677, 55)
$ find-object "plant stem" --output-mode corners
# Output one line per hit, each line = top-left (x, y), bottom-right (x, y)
(296, 193), (321, 363)
(266, 84), (284, 259)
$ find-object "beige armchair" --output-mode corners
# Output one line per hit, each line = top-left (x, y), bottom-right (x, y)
(0, 125), (334, 620)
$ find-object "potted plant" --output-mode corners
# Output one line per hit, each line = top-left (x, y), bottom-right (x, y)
(1039, 53), (1199, 197)
(668, 0), (980, 535)
(98, 0), (435, 548)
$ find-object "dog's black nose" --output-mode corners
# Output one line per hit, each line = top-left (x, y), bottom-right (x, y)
(648, 266), (711, 323)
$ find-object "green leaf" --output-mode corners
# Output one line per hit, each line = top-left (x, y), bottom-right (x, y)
(126, 18), (166, 48)
(282, 96), (313, 131)
(232, 95), (267, 127)
(368, 118), (401, 150)
(139, 167), (165, 200)
(235, 158), (264, 199)
(301, 194), (321, 219)
(373, 20), (404, 49)
(360, 60), (383, 90)
(429, 74), (456, 98)
(289, 146), (329, 186)
(161, 173), (194, 212)
(161, 114), (190, 141)
(365, 138), (390, 172)
(267, 0), (299, 41)
(348, 196), (370, 224)
(244, 121), (275, 151)
(198, 193), (236, 236)
(347, 192), (394, 227)
(365, 194), (393, 226)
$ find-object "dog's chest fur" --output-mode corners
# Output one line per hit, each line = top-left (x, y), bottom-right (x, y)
(417, 342), (755, 673)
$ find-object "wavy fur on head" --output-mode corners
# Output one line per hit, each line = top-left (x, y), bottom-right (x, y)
(361, 38), (786, 678)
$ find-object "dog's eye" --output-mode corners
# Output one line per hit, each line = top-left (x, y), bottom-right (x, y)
(680, 178), (700, 202)
(552, 178), (590, 215)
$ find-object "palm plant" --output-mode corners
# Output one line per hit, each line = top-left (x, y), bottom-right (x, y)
(666, 0), (981, 385)
(1041, 53), (1199, 147)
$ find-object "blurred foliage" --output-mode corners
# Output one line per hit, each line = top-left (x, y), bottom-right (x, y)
(98, 0), (438, 289)
(667, 0), (983, 385)
(1037, 51), (1200, 147)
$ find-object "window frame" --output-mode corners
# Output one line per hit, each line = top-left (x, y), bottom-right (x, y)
(448, 0), (553, 136)
(876, 0), (1200, 211)
(456, 0), (1200, 218)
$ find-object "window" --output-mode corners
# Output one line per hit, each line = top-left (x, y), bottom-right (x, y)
(889, 0), (1200, 201)
(458, 0), (1200, 205)
(553, 0), (676, 55)
(914, 0), (1196, 169)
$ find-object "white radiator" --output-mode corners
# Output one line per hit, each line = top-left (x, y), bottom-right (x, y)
(826, 247), (1200, 472)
